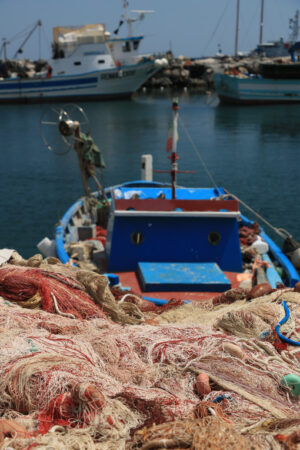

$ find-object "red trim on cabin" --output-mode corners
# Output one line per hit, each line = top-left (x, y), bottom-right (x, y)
(115, 199), (239, 212)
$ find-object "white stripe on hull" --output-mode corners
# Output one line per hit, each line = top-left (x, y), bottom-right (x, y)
(0, 62), (157, 102)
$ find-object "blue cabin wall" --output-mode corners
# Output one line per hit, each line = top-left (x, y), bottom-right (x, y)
(106, 213), (243, 273)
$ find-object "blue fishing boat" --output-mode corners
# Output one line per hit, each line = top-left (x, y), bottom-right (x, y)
(40, 101), (300, 303)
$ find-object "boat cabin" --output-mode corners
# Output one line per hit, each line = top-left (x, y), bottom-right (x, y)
(50, 24), (144, 76)
(105, 186), (243, 292)
(108, 36), (143, 66)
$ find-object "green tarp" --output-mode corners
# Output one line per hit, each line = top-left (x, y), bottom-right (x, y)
(80, 132), (105, 168)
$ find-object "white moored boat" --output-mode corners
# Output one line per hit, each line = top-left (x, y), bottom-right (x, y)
(0, 3), (166, 103)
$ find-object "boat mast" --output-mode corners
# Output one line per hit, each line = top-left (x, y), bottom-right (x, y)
(259, 0), (264, 44)
(234, 0), (240, 56)
(0, 39), (8, 60)
(171, 100), (179, 199)
(154, 100), (195, 198)
(121, 0), (154, 37)
(289, 10), (300, 44)
(121, 0), (133, 37)
(13, 20), (42, 59)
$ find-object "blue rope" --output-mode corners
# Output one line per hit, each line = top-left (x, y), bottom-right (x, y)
(275, 301), (300, 346)
(142, 296), (191, 307)
(142, 296), (168, 306)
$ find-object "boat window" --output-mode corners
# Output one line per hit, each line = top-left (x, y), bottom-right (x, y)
(122, 41), (131, 52)
(131, 231), (144, 245)
(98, 59), (105, 64)
(52, 44), (64, 59)
(208, 231), (221, 246)
(133, 40), (140, 50)
(74, 61), (82, 66)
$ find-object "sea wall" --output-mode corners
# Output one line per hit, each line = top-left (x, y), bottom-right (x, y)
(142, 53), (294, 91)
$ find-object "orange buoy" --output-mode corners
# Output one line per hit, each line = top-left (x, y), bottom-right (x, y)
(247, 282), (273, 299)
(294, 282), (300, 293)
(195, 373), (211, 396)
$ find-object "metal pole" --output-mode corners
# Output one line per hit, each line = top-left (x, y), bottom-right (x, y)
(259, 0), (265, 44)
(13, 20), (42, 59)
(171, 100), (179, 199)
(234, 0), (240, 56)
(3, 40), (7, 60)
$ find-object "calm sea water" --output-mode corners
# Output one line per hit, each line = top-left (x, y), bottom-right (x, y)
(0, 90), (299, 258)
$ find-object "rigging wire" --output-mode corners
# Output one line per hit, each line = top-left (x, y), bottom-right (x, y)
(38, 23), (41, 60)
(239, 1), (260, 50)
(178, 113), (291, 241)
(178, 115), (218, 189)
(2, 20), (45, 60)
(200, 0), (232, 56)
(41, 26), (51, 59)
(267, 0), (275, 41)
(275, 0), (288, 33)
(7, 22), (39, 44)
(223, 192), (291, 239)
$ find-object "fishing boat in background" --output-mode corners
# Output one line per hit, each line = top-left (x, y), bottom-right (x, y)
(0, 1), (167, 103)
(213, 45), (300, 105)
(214, 35), (300, 105)
(213, 60), (300, 105)
(39, 101), (300, 304)
(213, 3), (300, 105)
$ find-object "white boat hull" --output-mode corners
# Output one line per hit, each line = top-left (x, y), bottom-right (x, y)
(0, 61), (157, 103)
(214, 73), (300, 104)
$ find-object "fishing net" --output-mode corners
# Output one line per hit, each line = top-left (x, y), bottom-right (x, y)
(75, 269), (145, 325)
(1, 259), (300, 448)
(2, 423), (127, 449)
(0, 300), (143, 441)
(0, 264), (148, 324)
(0, 265), (107, 320)
(129, 416), (267, 449)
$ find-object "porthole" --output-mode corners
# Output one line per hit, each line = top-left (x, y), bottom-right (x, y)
(98, 59), (105, 64)
(74, 61), (81, 65)
(208, 231), (221, 246)
(131, 231), (144, 245)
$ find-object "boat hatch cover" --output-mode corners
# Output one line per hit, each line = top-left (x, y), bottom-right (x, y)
(137, 262), (232, 292)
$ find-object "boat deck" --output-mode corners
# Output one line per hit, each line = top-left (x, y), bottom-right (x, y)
(116, 270), (241, 303)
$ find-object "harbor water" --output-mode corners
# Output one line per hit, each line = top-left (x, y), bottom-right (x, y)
(0, 91), (299, 258)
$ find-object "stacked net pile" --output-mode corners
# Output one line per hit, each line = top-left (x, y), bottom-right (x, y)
(0, 264), (300, 448)
(129, 417), (270, 449)
(0, 265), (147, 325)
(0, 265), (107, 320)
(0, 299), (144, 448)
